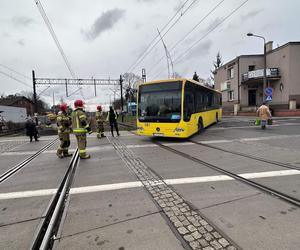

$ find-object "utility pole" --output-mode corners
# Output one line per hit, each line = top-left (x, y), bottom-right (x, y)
(157, 28), (174, 79)
(32, 70), (38, 125)
(65, 79), (68, 97)
(142, 68), (146, 83)
(247, 33), (267, 102)
(94, 78), (97, 96)
(120, 74), (124, 122)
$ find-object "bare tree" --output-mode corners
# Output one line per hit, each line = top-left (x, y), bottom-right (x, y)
(211, 51), (223, 87)
(173, 72), (182, 78)
(122, 72), (142, 102)
(19, 91), (49, 113)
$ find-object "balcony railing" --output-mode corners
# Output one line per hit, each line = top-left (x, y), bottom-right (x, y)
(242, 68), (280, 82)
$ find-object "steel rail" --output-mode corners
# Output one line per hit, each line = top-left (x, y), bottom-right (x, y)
(30, 148), (79, 250)
(153, 141), (300, 208)
(109, 122), (300, 206)
(189, 139), (300, 171)
(0, 128), (25, 137)
(0, 138), (58, 183)
(116, 122), (300, 171)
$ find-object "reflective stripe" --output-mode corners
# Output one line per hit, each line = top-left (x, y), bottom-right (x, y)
(79, 149), (86, 153)
(73, 129), (87, 133)
(79, 115), (86, 119)
(76, 115), (80, 129)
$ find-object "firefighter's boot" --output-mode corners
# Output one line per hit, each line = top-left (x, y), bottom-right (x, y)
(56, 148), (64, 158)
(63, 150), (72, 157)
(80, 153), (91, 159)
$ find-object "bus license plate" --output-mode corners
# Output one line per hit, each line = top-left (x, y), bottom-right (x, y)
(153, 133), (164, 137)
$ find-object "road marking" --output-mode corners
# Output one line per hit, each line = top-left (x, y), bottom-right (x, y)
(70, 181), (143, 194)
(0, 169), (299, 200)
(0, 189), (57, 200)
(209, 122), (299, 130)
(0, 137), (56, 143)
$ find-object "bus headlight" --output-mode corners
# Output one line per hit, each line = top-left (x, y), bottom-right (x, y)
(174, 128), (184, 132)
(137, 126), (144, 131)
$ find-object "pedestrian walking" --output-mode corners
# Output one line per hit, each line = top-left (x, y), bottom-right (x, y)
(95, 105), (106, 139)
(106, 106), (120, 137)
(72, 100), (91, 159)
(56, 103), (72, 158)
(25, 117), (39, 142)
(256, 102), (272, 129)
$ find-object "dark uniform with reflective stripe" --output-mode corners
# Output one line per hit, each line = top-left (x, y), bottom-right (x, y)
(71, 108), (91, 158)
(95, 110), (105, 138)
(56, 112), (72, 158)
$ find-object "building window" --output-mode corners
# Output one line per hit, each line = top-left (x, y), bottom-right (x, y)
(228, 90), (234, 101)
(227, 68), (234, 79)
(248, 65), (255, 71)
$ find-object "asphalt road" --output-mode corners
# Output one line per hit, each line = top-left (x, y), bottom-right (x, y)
(0, 116), (299, 250)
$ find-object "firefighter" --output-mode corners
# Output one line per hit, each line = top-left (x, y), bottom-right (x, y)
(95, 105), (106, 138)
(56, 103), (72, 158)
(71, 99), (91, 159)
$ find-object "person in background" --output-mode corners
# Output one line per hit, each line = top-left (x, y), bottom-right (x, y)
(56, 103), (72, 158)
(0, 114), (6, 132)
(106, 106), (120, 137)
(72, 100), (92, 159)
(95, 105), (105, 139)
(192, 72), (199, 82)
(256, 102), (272, 129)
(25, 117), (39, 142)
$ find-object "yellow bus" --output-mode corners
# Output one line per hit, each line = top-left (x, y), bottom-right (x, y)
(136, 78), (222, 138)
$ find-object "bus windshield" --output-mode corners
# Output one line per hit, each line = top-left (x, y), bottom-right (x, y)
(138, 81), (182, 122)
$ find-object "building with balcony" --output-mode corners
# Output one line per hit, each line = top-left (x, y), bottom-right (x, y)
(214, 41), (300, 113)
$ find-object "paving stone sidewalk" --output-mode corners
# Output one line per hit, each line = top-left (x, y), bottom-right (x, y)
(109, 137), (239, 250)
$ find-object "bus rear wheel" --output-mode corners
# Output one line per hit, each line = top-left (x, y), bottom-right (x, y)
(198, 118), (203, 133)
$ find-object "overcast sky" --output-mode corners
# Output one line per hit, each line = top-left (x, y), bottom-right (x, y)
(0, 0), (299, 110)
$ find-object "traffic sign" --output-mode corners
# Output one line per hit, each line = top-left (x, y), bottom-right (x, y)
(266, 95), (272, 102)
(264, 87), (273, 96)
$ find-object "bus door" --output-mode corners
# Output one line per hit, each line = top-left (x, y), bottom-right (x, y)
(184, 82), (196, 132)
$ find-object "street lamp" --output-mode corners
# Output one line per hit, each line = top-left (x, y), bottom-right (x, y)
(247, 32), (267, 101)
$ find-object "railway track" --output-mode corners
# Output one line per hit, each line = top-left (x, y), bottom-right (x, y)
(189, 139), (300, 171)
(30, 148), (79, 250)
(0, 138), (58, 184)
(0, 128), (25, 137)
(152, 140), (300, 208)
(118, 122), (300, 171)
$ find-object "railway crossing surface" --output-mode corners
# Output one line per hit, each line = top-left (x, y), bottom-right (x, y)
(0, 116), (300, 250)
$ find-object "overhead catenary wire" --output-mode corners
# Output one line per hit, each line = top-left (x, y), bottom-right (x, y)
(34, 0), (75, 78)
(33, 0), (84, 98)
(147, 0), (226, 76)
(125, 0), (190, 73)
(128, 0), (200, 74)
(0, 63), (31, 80)
(174, 0), (249, 65)
(0, 70), (31, 88)
(37, 86), (51, 97)
(151, 0), (249, 80)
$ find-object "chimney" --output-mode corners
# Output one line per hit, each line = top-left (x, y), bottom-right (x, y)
(266, 41), (273, 53)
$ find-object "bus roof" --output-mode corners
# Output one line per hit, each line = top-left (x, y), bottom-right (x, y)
(139, 78), (221, 93)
